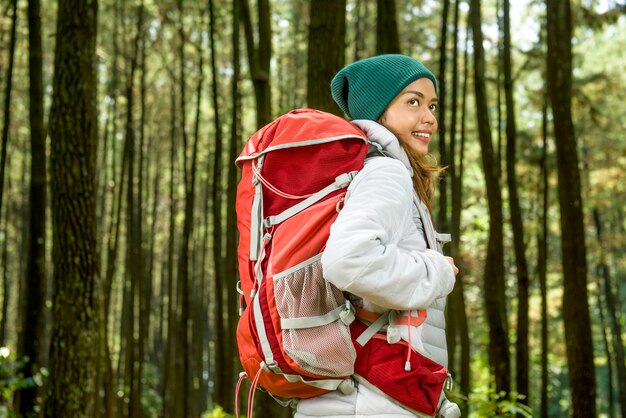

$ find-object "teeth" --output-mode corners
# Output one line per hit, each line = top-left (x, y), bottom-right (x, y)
(412, 132), (430, 138)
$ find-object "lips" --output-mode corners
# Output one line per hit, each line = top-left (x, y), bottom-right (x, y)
(412, 131), (431, 144)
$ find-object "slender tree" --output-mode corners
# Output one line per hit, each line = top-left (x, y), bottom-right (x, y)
(190, 33), (207, 415)
(469, 0), (510, 394)
(163, 82), (179, 418)
(448, 2), (471, 407)
(17, 0), (47, 415)
(306, 0), (346, 114)
(546, 0), (596, 415)
(376, 0), (400, 54)
(502, 0), (530, 405)
(45, 0), (100, 416)
(538, 76), (549, 418)
(207, 0), (226, 409)
(0, 194), (9, 345)
(241, 0), (272, 127)
(592, 208), (626, 417)
(176, 1), (202, 414)
(0, 0), (17, 224)
(117, 4), (145, 417)
(436, 0), (450, 234)
(353, 0), (370, 61)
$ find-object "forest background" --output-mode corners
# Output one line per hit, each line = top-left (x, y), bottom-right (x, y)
(0, 0), (624, 417)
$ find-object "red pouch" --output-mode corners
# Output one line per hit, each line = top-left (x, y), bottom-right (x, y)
(350, 320), (448, 417)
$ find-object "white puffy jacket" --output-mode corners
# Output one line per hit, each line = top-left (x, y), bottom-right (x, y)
(295, 120), (456, 418)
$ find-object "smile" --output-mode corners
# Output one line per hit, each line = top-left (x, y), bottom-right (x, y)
(412, 132), (431, 143)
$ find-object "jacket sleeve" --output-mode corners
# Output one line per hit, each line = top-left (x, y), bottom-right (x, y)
(320, 157), (455, 310)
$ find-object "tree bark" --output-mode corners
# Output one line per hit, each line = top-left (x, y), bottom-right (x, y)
(241, 0), (272, 127)
(175, 1), (193, 415)
(538, 83), (549, 418)
(546, 1), (597, 415)
(133, 6), (149, 417)
(226, 1), (243, 409)
(353, 0), (370, 61)
(469, 0), (510, 394)
(0, 201), (9, 345)
(207, 0), (225, 409)
(45, 0), (100, 417)
(163, 83), (179, 418)
(376, 0), (400, 54)
(546, 0), (597, 415)
(0, 0), (17, 226)
(190, 14), (209, 413)
(306, 0), (346, 115)
(436, 0), (449, 234)
(17, 0), (47, 415)
(448, 3), (470, 408)
(502, 0), (530, 405)
(592, 208), (626, 418)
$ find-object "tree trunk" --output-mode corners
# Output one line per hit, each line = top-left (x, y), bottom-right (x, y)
(17, 0), (47, 415)
(353, 0), (370, 61)
(0, 0), (17, 226)
(538, 84), (549, 418)
(448, 2), (470, 408)
(592, 208), (626, 418)
(147, 129), (162, 402)
(163, 83), (179, 418)
(175, 1), (192, 415)
(546, 1), (597, 415)
(207, 0), (224, 408)
(133, 6), (149, 417)
(436, 0), (449, 234)
(306, 0), (346, 115)
(45, 1), (100, 417)
(241, 0), (272, 127)
(102, 104), (126, 418)
(469, 0), (510, 394)
(0, 201), (9, 345)
(502, 0), (530, 405)
(118, 4), (145, 417)
(376, 0), (400, 54)
(190, 28), (207, 416)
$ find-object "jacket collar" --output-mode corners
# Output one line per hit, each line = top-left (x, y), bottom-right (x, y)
(350, 119), (412, 172)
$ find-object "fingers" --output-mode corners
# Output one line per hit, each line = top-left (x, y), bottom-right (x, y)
(445, 256), (459, 276)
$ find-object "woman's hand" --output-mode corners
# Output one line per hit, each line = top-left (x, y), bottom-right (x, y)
(445, 256), (459, 276)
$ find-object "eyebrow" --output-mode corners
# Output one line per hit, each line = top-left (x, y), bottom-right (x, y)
(402, 90), (438, 102)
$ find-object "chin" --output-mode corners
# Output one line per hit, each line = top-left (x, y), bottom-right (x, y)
(411, 146), (429, 156)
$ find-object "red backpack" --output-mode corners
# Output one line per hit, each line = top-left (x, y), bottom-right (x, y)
(234, 109), (369, 413)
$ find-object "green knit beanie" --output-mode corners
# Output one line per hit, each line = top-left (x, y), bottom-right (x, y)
(331, 54), (438, 121)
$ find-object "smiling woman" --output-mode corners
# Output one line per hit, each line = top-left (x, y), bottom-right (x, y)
(293, 54), (461, 418)
(378, 78), (439, 156)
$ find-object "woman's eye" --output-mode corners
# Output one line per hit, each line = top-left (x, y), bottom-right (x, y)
(429, 103), (438, 112)
(408, 99), (419, 106)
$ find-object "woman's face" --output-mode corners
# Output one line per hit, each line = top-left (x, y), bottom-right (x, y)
(378, 78), (438, 156)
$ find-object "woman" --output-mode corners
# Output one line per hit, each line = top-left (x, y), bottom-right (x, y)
(295, 55), (461, 418)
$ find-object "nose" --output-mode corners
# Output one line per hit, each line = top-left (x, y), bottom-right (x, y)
(422, 107), (437, 126)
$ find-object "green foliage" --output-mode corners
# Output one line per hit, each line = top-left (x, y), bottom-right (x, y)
(0, 347), (47, 418)
(202, 405), (237, 418)
(141, 363), (164, 418)
(467, 387), (535, 418)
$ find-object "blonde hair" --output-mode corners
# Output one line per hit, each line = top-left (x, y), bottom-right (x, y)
(377, 112), (444, 210)
(398, 141), (444, 211)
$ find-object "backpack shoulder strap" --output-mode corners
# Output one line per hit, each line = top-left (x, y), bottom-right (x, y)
(413, 194), (451, 253)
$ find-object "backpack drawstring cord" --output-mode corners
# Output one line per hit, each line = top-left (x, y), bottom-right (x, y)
(404, 310), (413, 372)
(247, 365), (264, 418)
(234, 372), (247, 418)
(251, 159), (312, 200)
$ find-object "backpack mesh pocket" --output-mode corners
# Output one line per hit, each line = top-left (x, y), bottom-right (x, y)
(273, 254), (356, 377)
